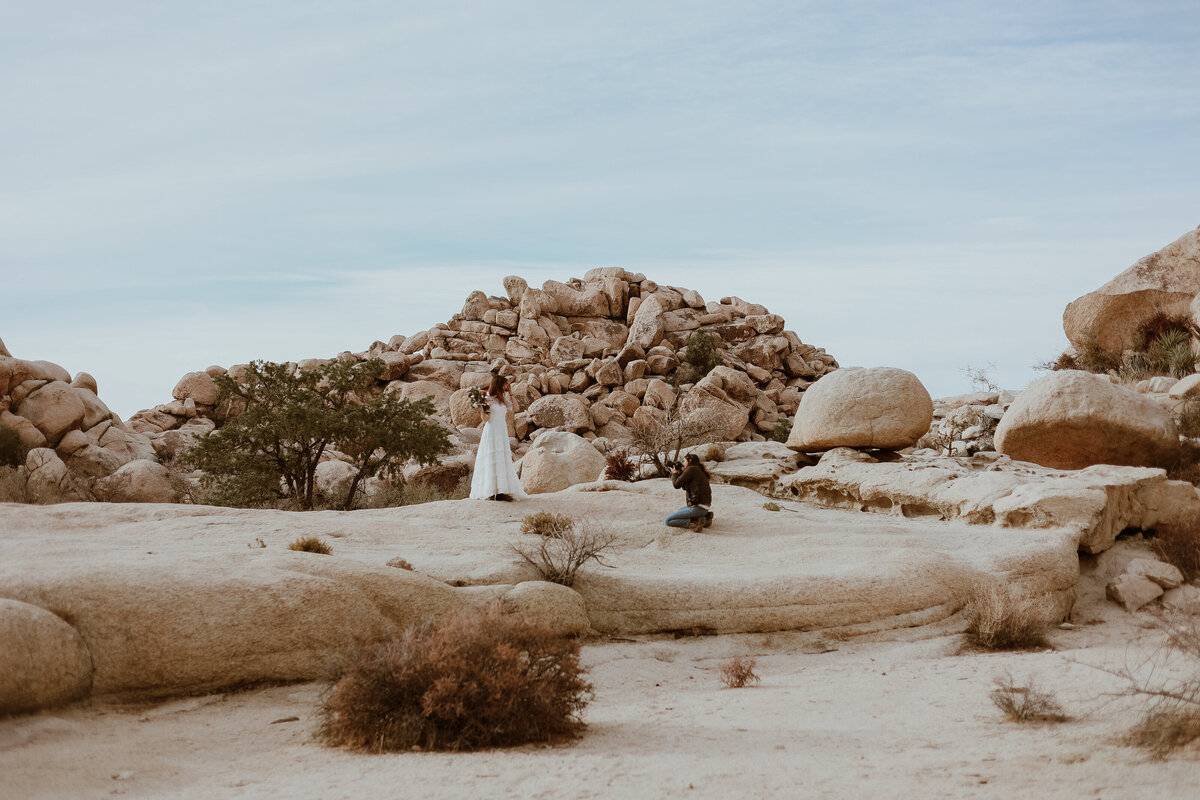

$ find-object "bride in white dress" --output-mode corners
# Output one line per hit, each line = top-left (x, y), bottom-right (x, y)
(469, 372), (529, 501)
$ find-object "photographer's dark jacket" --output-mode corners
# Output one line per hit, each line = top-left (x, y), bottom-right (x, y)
(672, 464), (712, 507)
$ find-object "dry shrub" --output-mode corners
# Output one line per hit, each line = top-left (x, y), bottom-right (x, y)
(288, 536), (332, 554)
(719, 656), (760, 688)
(319, 608), (592, 752)
(512, 521), (619, 586)
(1068, 335), (1122, 374)
(1148, 514), (1200, 583)
(989, 674), (1069, 723)
(0, 466), (28, 503)
(603, 447), (637, 481)
(386, 557), (414, 570)
(1175, 398), (1200, 439)
(1126, 707), (1200, 758)
(762, 502), (781, 512)
(0, 426), (26, 467)
(1135, 310), (1195, 352)
(630, 405), (726, 478)
(520, 511), (576, 538)
(962, 580), (1052, 651)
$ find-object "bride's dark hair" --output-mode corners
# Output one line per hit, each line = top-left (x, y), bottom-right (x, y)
(488, 371), (509, 398)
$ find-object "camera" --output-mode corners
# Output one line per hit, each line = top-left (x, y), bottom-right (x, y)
(668, 460), (682, 472)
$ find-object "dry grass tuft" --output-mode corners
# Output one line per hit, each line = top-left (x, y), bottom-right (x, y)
(386, 557), (414, 570)
(319, 607), (592, 752)
(719, 656), (760, 688)
(288, 536), (332, 555)
(989, 674), (1070, 723)
(520, 511), (576, 539)
(962, 580), (1052, 651)
(1126, 707), (1200, 758)
(762, 502), (781, 512)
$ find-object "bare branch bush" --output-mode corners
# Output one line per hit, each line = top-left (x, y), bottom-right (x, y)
(511, 520), (620, 587)
(1077, 609), (1200, 757)
(989, 672), (1070, 723)
(629, 405), (726, 478)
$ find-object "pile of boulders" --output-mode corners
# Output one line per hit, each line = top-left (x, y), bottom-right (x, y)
(0, 336), (162, 501)
(145, 270), (838, 470)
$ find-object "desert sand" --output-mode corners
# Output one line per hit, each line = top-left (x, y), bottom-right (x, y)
(2, 480), (1199, 798)
(3, 599), (1198, 800)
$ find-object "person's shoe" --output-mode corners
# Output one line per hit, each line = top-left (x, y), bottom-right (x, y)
(495, 493), (513, 502)
(689, 517), (706, 532)
(703, 512), (714, 528)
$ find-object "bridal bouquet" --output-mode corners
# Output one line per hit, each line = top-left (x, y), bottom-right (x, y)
(468, 386), (488, 408)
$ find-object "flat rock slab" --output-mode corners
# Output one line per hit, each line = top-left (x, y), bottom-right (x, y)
(2, 480), (1078, 693)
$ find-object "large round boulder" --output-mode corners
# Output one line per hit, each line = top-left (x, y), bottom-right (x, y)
(994, 370), (1180, 470)
(172, 371), (220, 406)
(0, 599), (92, 715)
(787, 367), (933, 452)
(12, 381), (87, 446)
(526, 395), (593, 433)
(518, 431), (606, 494)
(93, 459), (180, 504)
(1063, 224), (1200, 355)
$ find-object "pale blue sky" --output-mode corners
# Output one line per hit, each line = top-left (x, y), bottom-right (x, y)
(3, 1), (1199, 418)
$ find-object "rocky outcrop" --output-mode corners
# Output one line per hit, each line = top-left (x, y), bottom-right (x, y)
(994, 371), (1179, 470)
(777, 448), (1200, 554)
(787, 367), (933, 452)
(0, 348), (156, 497)
(140, 272), (839, 481)
(92, 460), (179, 504)
(1063, 223), (1200, 355)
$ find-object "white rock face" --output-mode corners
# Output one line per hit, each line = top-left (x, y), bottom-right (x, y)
(777, 451), (1200, 554)
(92, 460), (178, 504)
(994, 371), (1179, 470)
(518, 431), (606, 493)
(0, 599), (92, 715)
(787, 367), (933, 452)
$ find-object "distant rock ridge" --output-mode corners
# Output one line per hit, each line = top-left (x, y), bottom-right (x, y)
(137, 270), (839, 465)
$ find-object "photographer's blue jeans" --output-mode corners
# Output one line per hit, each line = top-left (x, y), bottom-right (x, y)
(665, 505), (709, 528)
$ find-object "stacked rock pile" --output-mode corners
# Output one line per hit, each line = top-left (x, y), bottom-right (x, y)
(0, 336), (159, 500)
(144, 269), (838, 460)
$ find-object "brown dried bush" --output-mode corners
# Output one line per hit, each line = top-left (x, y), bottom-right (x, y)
(319, 608), (592, 752)
(719, 656), (760, 688)
(989, 674), (1069, 723)
(603, 447), (637, 481)
(1148, 513), (1200, 583)
(386, 557), (414, 570)
(962, 580), (1052, 651)
(287, 536), (332, 555)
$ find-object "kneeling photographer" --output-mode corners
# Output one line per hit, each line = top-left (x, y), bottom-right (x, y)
(665, 453), (713, 532)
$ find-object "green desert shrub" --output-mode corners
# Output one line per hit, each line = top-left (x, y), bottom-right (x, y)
(768, 419), (791, 443)
(319, 608), (592, 752)
(287, 536), (332, 555)
(0, 426), (25, 468)
(680, 330), (723, 378)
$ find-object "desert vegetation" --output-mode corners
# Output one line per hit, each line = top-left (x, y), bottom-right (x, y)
(319, 608), (592, 752)
(512, 516), (619, 586)
(677, 330), (724, 381)
(1147, 514), (1200, 583)
(1052, 312), (1198, 382)
(718, 656), (760, 688)
(961, 579), (1052, 651)
(629, 403), (725, 478)
(989, 673), (1069, 723)
(287, 536), (332, 555)
(185, 359), (450, 510)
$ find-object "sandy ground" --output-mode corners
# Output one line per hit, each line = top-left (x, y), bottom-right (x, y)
(4, 596), (1199, 800)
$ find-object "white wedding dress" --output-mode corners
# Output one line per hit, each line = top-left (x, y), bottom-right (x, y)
(469, 396), (529, 500)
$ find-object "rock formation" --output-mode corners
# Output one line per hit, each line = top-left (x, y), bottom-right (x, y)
(0, 346), (157, 499)
(786, 366), (933, 452)
(145, 270), (838, 482)
(1063, 222), (1200, 355)
(994, 370), (1179, 470)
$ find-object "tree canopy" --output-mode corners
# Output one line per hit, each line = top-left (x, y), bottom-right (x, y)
(186, 358), (450, 509)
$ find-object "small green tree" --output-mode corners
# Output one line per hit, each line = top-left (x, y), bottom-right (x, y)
(0, 425), (26, 468)
(186, 359), (450, 510)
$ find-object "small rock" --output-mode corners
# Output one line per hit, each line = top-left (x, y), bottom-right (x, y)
(1106, 573), (1164, 612)
(1125, 558), (1184, 589)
